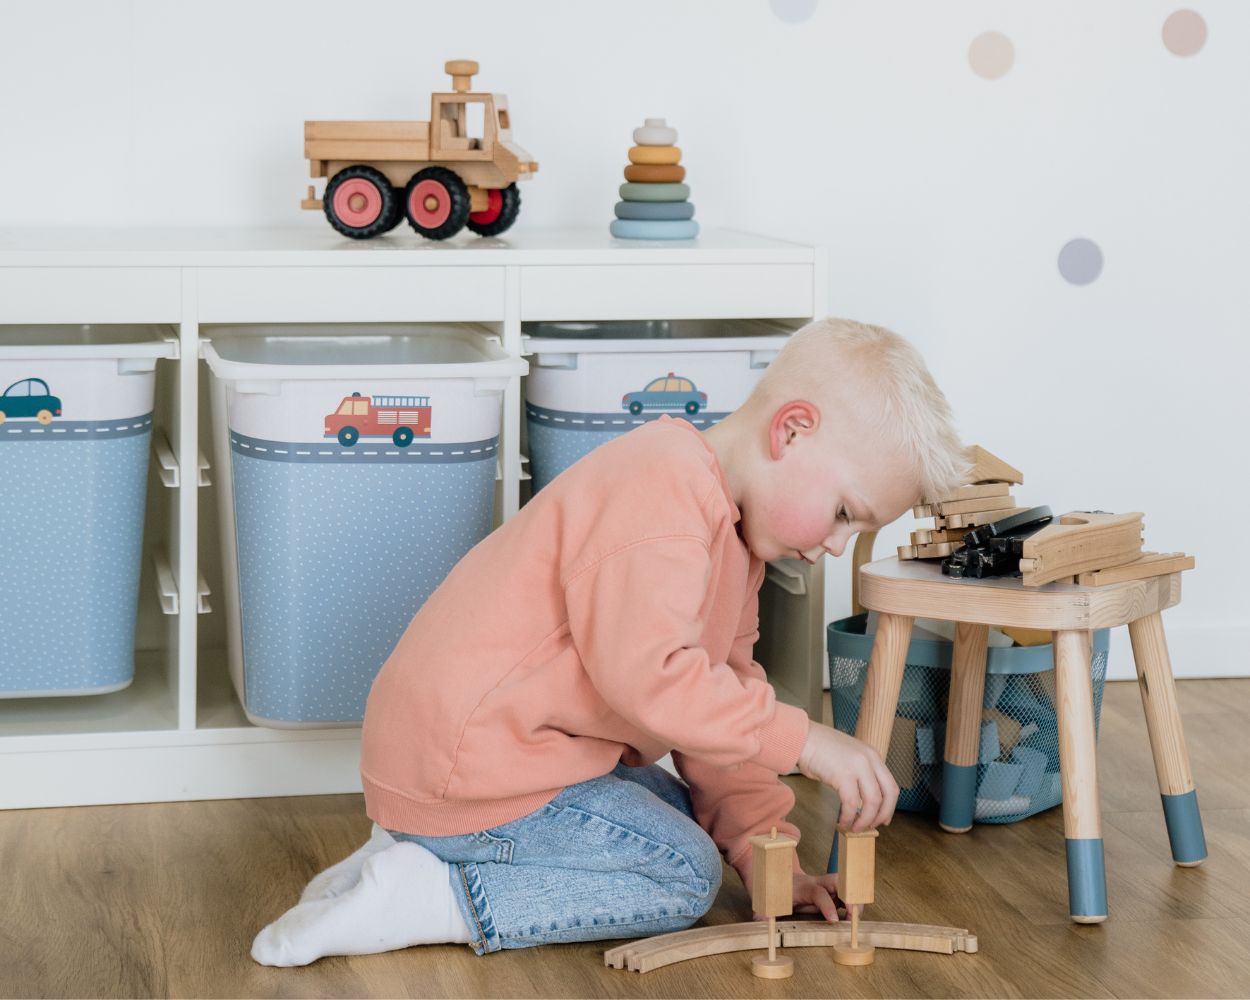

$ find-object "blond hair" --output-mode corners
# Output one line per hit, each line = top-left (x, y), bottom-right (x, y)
(747, 318), (968, 502)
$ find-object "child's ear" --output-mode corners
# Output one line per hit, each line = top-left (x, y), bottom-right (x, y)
(768, 400), (820, 459)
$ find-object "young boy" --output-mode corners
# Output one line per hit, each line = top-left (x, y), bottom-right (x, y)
(252, 318), (968, 966)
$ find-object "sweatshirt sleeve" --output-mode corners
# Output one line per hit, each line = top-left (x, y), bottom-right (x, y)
(563, 535), (810, 772)
(673, 578), (809, 889)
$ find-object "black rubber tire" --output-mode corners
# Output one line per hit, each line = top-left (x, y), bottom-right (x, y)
(381, 198), (406, 234)
(323, 166), (400, 240)
(466, 183), (522, 237)
(404, 166), (470, 240)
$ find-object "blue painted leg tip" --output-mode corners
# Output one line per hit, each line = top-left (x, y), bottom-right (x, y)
(1161, 790), (1208, 864)
(1066, 838), (1108, 919)
(939, 762), (978, 831)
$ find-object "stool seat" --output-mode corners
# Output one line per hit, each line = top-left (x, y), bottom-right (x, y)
(835, 555), (1205, 925)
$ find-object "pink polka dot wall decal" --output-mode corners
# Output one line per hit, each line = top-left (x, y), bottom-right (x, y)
(968, 31), (1014, 79)
(770, 0), (817, 23)
(1058, 239), (1104, 286)
(1163, 9), (1207, 56)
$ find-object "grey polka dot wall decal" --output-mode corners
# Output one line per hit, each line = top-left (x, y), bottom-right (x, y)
(770, 0), (818, 24)
(968, 31), (1014, 79)
(1058, 239), (1104, 285)
(1163, 9), (1207, 56)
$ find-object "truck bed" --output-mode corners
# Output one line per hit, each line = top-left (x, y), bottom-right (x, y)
(304, 121), (431, 165)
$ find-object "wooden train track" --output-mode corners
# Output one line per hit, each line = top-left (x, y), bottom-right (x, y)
(604, 919), (978, 973)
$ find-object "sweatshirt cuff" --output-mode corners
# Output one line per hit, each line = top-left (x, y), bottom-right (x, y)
(751, 700), (811, 773)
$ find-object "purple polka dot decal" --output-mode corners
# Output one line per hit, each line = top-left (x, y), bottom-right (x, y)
(969, 31), (1014, 79)
(1058, 239), (1104, 285)
(770, 0), (817, 23)
(1163, 10), (1207, 56)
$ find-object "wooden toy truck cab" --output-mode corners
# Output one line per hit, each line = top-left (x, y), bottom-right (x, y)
(301, 60), (538, 241)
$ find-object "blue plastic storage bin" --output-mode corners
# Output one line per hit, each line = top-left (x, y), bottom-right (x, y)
(828, 613), (1110, 823)
(522, 320), (792, 491)
(0, 326), (176, 697)
(203, 324), (526, 728)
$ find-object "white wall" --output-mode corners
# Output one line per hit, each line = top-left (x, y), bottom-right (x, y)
(2, 0), (1246, 678)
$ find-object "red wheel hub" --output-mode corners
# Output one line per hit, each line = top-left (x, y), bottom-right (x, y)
(332, 178), (383, 227)
(469, 188), (504, 225)
(409, 179), (453, 228)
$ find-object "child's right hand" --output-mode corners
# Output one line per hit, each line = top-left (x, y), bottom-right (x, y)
(796, 722), (899, 833)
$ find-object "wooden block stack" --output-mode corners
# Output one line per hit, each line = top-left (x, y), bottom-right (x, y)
(898, 446), (1025, 561)
(609, 118), (699, 241)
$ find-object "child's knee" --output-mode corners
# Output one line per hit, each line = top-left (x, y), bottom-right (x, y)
(679, 828), (723, 917)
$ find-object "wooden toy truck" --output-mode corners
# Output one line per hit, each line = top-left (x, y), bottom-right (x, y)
(301, 60), (538, 241)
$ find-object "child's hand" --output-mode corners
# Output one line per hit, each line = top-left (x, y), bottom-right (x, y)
(790, 869), (844, 923)
(796, 722), (899, 832)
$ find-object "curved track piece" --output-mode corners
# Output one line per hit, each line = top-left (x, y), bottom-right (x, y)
(605, 919), (977, 973)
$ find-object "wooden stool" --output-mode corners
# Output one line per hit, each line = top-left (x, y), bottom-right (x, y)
(841, 550), (1206, 924)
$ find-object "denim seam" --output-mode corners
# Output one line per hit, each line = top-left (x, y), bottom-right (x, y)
(500, 907), (700, 944)
(456, 863), (490, 953)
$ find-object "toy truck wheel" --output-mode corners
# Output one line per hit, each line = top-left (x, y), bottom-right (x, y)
(467, 184), (522, 237)
(337, 426), (360, 447)
(405, 166), (470, 240)
(324, 166), (399, 240)
(392, 427), (414, 447)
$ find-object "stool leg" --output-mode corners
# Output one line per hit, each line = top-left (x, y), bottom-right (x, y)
(1053, 629), (1108, 924)
(828, 612), (913, 874)
(940, 622), (989, 834)
(1127, 611), (1207, 866)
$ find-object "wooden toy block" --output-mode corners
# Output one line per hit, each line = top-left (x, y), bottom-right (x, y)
(1076, 551), (1195, 586)
(939, 506), (1031, 530)
(915, 541), (961, 559)
(1011, 744), (1049, 798)
(913, 526), (973, 545)
(834, 830), (878, 966)
(1020, 511), (1144, 586)
(979, 719), (1000, 763)
(916, 724), (937, 765)
(748, 828), (796, 979)
(978, 760), (1024, 800)
(983, 708), (1023, 757)
(964, 445), (1023, 485)
(929, 482), (1012, 503)
(886, 716), (918, 789)
(898, 544), (918, 560)
(604, 920), (977, 973)
(1000, 625), (1051, 646)
(913, 494), (1016, 518)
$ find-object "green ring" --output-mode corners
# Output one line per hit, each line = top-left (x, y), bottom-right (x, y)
(619, 182), (691, 203)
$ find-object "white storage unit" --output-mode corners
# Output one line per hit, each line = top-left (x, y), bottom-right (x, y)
(204, 325), (525, 728)
(0, 227), (826, 809)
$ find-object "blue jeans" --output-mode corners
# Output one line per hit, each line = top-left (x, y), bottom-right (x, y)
(387, 763), (722, 954)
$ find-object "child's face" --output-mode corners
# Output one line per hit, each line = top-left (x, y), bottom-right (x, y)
(740, 406), (919, 563)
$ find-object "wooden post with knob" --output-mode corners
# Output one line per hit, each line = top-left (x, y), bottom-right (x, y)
(748, 827), (796, 979)
(834, 830), (878, 966)
(445, 59), (478, 92)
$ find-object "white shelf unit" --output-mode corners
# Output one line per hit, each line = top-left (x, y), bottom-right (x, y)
(0, 227), (828, 809)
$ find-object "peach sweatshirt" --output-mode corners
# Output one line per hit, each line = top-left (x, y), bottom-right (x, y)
(360, 415), (812, 883)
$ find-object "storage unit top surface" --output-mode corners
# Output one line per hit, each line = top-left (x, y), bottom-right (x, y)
(0, 227), (818, 267)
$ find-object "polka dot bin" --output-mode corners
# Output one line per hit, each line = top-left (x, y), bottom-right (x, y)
(203, 327), (525, 728)
(0, 330), (174, 697)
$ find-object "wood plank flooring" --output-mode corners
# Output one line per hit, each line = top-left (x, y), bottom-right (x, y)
(3, 678), (1248, 998)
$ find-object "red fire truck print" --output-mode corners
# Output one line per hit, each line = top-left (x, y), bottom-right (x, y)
(324, 392), (432, 448)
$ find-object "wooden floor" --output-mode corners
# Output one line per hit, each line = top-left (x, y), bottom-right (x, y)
(5, 678), (1250, 998)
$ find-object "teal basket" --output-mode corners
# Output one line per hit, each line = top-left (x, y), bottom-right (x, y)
(827, 613), (1110, 824)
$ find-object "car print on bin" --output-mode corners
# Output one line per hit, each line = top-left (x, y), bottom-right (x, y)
(0, 378), (62, 425)
(324, 392), (432, 448)
(621, 373), (708, 416)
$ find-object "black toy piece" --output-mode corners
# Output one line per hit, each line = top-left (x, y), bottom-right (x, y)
(943, 506), (1054, 579)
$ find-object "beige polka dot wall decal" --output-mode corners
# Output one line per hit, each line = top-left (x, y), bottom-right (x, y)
(1163, 9), (1207, 56)
(968, 31), (1014, 79)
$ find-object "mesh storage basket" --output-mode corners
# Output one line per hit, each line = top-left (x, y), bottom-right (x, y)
(828, 532), (1110, 825)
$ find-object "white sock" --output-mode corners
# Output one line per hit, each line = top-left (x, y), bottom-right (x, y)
(299, 823), (396, 903)
(251, 841), (474, 966)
